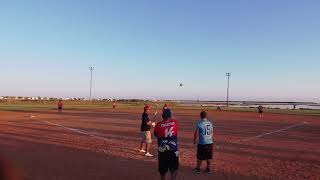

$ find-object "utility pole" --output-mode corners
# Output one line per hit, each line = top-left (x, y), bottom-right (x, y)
(89, 67), (94, 103)
(226, 72), (231, 107)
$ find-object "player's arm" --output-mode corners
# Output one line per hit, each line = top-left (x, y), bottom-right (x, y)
(146, 118), (155, 126)
(154, 124), (158, 137)
(212, 123), (214, 142)
(144, 115), (153, 126)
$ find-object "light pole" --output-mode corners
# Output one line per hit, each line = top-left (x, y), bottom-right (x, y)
(89, 67), (94, 103)
(226, 73), (231, 107)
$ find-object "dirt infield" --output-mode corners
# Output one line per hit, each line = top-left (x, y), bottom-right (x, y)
(0, 108), (319, 180)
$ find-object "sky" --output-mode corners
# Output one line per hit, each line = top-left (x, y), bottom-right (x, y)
(0, 0), (319, 102)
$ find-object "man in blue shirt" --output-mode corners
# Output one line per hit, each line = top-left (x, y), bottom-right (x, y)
(193, 111), (214, 174)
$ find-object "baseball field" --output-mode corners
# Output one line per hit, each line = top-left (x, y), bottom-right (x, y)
(0, 102), (319, 180)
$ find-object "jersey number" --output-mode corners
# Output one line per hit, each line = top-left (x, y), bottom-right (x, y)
(165, 127), (174, 137)
(204, 124), (212, 136)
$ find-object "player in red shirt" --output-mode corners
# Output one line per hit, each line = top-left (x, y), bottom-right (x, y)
(154, 109), (179, 180)
(57, 100), (63, 114)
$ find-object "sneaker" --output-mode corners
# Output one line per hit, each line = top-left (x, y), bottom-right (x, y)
(192, 168), (201, 174)
(145, 152), (154, 157)
(139, 149), (146, 153)
(205, 168), (212, 174)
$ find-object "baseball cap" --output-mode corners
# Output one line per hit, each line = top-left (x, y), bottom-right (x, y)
(162, 109), (172, 119)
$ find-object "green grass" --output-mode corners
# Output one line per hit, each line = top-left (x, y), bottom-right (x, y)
(175, 105), (320, 116)
(0, 102), (319, 116)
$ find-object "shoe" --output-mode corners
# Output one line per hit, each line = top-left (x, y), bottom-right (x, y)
(192, 168), (201, 174)
(139, 149), (146, 153)
(145, 152), (153, 157)
(205, 168), (212, 174)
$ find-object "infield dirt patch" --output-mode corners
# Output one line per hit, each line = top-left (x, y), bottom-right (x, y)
(0, 109), (319, 180)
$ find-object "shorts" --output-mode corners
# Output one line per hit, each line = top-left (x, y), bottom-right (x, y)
(197, 144), (213, 160)
(158, 151), (179, 175)
(141, 131), (152, 144)
(259, 110), (263, 114)
(58, 107), (62, 110)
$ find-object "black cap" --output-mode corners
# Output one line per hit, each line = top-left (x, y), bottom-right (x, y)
(162, 109), (172, 119)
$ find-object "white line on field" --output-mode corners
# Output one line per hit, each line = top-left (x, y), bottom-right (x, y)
(39, 119), (112, 142)
(240, 121), (309, 142)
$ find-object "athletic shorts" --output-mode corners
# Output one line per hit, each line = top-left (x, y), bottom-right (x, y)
(58, 107), (62, 110)
(197, 144), (213, 160)
(259, 110), (263, 113)
(141, 131), (152, 144)
(158, 151), (179, 175)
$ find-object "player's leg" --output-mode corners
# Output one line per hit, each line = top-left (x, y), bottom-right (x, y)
(206, 159), (212, 174)
(139, 142), (145, 152)
(160, 173), (166, 180)
(146, 143), (150, 153)
(197, 160), (202, 169)
(169, 151), (179, 180)
(205, 144), (213, 174)
(139, 132), (146, 152)
(193, 160), (202, 173)
(170, 170), (178, 180)
(145, 131), (153, 156)
(159, 152), (169, 180)
(193, 144), (202, 174)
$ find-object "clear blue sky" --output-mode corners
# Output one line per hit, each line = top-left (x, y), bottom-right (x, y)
(0, 0), (319, 102)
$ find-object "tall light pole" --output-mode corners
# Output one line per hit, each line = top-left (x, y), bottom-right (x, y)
(226, 72), (231, 107)
(89, 67), (94, 103)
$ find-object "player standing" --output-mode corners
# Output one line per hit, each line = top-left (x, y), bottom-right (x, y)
(163, 103), (168, 110)
(258, 105), (264, 118)
(154, 109), (179, 180)
(57, 100), (64, 114)
(139, 105), (155, 157)
(193, 111), (213, 174)
(112, 101), (116, 109)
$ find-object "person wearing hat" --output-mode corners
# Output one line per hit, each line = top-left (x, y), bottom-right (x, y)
(154, 109), (179, 180)
(139, 105), (155, 157)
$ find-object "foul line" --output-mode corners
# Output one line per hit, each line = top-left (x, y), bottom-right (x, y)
(37, 118), (112, 142)
(240, 121), (309, 142)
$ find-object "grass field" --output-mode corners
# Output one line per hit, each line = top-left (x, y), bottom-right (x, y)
(1, 101), (320, 116)
(0, 102), (320, 180)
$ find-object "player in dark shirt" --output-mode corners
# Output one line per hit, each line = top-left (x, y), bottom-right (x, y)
(57, 100), (63, 114)
(258, 105), (264, 118)
(163, 103), (169, 111)
(139, 105), (155, 157)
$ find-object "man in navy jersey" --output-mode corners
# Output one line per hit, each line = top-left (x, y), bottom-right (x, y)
(154, 109), (179, 180)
